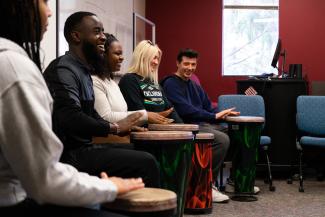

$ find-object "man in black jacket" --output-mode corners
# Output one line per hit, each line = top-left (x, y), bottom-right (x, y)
(44, 11), (160, 187)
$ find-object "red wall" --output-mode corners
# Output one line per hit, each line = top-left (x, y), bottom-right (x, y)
(280, 0), (325, 83)
(146, 0), (325, 99)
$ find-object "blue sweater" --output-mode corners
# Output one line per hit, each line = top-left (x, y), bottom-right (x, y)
(161, 75), (218, 124)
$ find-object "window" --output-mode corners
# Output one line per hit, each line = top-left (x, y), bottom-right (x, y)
(222, 0), (279, 76)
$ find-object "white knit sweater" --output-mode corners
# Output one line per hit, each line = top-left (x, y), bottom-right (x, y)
(92, 75), (147, 123)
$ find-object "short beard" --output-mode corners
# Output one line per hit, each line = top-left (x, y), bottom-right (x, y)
(82, 41), (105, 73)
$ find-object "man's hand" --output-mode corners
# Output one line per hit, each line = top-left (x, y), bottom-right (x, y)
(116, 112), (143, 136)
(215, 107), (240, 120)
(100, 172), (144, 195)
(147, 112), (174, 124)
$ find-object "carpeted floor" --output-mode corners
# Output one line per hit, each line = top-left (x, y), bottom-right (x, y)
(184, 178), (325, 217)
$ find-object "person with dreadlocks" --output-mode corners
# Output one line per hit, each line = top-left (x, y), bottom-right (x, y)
(91, 33), (175, 126)
(0, 1), (144, 216)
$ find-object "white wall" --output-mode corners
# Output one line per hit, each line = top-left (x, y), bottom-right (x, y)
(41, 0), (146, 74)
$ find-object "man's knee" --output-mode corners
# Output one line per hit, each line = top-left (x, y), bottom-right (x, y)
(214, 131), (230, 152)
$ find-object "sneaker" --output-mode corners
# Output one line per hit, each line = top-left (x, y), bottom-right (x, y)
(225, 181), (260, 194)
(212, 186), (229, 203)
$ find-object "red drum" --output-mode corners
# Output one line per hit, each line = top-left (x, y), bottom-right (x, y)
(185, 133), (214, 214)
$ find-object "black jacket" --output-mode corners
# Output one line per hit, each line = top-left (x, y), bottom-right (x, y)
(43, 52), (110, 150)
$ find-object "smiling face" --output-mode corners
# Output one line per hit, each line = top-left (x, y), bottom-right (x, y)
(106, 40), (124, 72)
(176, 56), (198, 81)
(79, 15), (106, 57)
(150, 51), (160, 73)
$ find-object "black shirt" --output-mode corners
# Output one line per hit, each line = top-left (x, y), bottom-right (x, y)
(119, 73), (182, 123)
(43, 52), (110, 150)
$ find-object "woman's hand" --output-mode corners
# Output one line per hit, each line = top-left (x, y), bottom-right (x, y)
(157, 107), (174, 117)
(147, 112), (174, 124)
(101, 172), (144, 195)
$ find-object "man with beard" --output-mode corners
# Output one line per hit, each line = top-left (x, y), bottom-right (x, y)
(43, 11), (160, 188)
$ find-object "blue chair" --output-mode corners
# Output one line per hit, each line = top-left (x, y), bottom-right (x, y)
(296, 96), (325, 192)
(218, 94), (275, 191)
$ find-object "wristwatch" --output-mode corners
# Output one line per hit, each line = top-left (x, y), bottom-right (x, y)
(109, 123), (120, 135)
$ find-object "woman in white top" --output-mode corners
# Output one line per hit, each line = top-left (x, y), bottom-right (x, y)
(92, 33), (173, 124)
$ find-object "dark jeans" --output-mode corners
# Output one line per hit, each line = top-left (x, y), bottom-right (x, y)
(199, 123), (230, 181)
(61, 143), (160, 188)
(0, 199), (128, 217)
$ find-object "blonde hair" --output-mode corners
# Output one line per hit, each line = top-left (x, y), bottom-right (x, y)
(128, 40), (162, 84)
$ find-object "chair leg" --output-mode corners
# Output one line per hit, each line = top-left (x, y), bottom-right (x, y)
(299, 150), (304, 192)
(287, 163), (294, 184)
(264, 149), (275, 191)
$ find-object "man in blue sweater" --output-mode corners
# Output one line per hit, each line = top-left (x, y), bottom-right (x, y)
(161, 48), (240, 203)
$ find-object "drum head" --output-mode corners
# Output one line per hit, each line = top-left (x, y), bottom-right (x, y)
(131, 131), (193, 141)
(148, 124), (199, 132)
(225, 116), (264, 123)
(195, 133), (214, 140)
(104, 188), (177, 212)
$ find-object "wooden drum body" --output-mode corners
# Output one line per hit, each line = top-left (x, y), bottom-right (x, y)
(225, 116), (264, 200)
(131, 131), (194, 217)
(103, 187), (177, 217)
(185, 133), (214, 214)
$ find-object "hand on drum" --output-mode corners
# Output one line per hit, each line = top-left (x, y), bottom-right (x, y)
(147, 111), (174, 124)
(157, 107), (174, 117)
(116, 112), (144, 136)
(100, 172), (145, 195)
(215, 107), (240, 120)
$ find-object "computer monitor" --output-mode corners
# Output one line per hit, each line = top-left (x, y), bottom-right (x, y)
(271, 39), (281, 68)
(271, 38), (286, 77)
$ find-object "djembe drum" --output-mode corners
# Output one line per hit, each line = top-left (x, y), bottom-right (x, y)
(225, 116), (264, 201)
(103, 187), (177, 217)
(148, 124), (199, 135)
(131, 131), (194, 217)
(185, 133), (214, 214)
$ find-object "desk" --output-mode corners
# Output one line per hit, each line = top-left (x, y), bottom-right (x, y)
(237, 79), (308, 169)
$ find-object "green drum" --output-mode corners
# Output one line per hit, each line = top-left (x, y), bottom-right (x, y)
(131, 131), (194, 217)
(225, 116), (264, 201)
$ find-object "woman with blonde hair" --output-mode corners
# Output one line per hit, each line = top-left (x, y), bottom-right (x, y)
(92, 35), (173, 125)
(119, 40), (182, 123)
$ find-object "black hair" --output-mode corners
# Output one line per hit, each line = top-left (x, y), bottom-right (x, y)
(177, 48), (199, 63)
(64, 11), (96, 43)
(92, 33), (119, 80)
(104, 33), (118, 51)
(0, 0), (42, 70)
